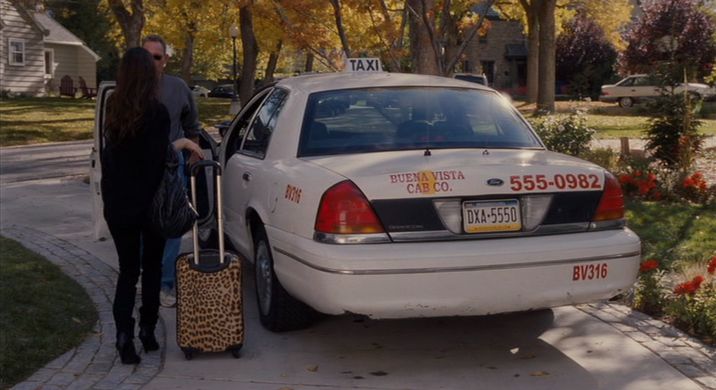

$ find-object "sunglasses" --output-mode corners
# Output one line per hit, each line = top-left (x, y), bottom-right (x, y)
(152, 54), (164, 61)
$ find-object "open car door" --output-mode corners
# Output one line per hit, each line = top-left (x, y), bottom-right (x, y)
(193, 129), (221, 247)
(90, 81), (115, 241)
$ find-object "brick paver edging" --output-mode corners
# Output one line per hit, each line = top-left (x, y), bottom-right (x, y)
(3, 225), (165, 390)
(577, 303), (716, 389)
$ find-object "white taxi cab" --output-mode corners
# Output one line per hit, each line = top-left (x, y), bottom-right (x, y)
(92, 60), (641, 333)
(201, 61), (641, 331)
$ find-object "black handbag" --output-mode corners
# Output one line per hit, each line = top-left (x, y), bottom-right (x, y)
(150, 145), (198, 238)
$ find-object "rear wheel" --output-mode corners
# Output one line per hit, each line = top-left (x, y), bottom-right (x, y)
(618, 97), (634, 108)
(253, 225), (315, 332)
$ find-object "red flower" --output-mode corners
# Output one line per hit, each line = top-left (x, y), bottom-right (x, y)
(674, 275), (705, 295)
(708, 256), (716, 275)
(619, 174), (633, 185)
(639, 259), (660, 273)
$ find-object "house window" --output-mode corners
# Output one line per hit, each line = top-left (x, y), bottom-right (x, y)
(44, 49), (54, 77)
(481, 61), (495, 85)
(9, 39), (26, 66)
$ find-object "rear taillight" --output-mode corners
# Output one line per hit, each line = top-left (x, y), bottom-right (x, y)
(593, 172), (624, 221)
(315, 181), (385, 234)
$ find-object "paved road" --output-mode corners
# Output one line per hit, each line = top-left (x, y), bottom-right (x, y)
(1, 141), (713, 390)
(0, 140), (92, 184)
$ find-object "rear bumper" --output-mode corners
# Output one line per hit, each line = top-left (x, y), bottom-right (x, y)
(268, 227), (640, 318)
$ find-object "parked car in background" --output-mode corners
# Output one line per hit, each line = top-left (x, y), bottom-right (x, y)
(453, 73), (489, 87)
(208, 84), (237, 99)
(600, 74), (716, 108)
(192, 85), (210, 98)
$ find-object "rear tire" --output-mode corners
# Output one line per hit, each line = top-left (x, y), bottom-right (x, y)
(253, 225), (315, 332)
(618, 97), (634, 108)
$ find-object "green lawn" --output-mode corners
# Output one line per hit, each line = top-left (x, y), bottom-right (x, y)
(0, 96), (232, 147)
(626, 200), (716, 268)
(0, 236), (97, 388)
(2, 96), (715, 147)
(516, 100), (716, 139)
(586, 114), (716, 139)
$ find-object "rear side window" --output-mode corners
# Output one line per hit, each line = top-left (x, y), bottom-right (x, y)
(298, 87), (541, 157)
(240, 88), (288, 158)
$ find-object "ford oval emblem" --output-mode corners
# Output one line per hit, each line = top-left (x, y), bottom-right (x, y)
(487, 178), (504, 186)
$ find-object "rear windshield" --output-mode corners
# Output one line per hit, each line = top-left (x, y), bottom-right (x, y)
(298, 87), (542, 157)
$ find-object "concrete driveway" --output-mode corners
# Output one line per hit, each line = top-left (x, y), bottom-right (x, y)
(1, 142), (713, 390)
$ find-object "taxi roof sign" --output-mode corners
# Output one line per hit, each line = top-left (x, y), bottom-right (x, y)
(344, 57), (383, 72)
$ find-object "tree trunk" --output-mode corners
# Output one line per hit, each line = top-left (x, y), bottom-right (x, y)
(305, 52), (314, 72)
(536, 0), (555, 113)
(107, 0), (145, 49)
(522, 0), (540, 103)
(180, 26), (196, 85)
(239, 3), (258, 106)
(330, 0), (351, 58)
(265, 40), (282, 82)
(407, 0), (438, 75)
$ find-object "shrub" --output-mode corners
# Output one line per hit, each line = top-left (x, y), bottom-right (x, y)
(530, 109), (595, 156)
(678, 171), (714, 204)
(619, 170), (661, 200)
(579, 148), (620, 171)
(632, 256), (716, 343)
(668, 261), (716, 342)
(634, 259), (666, 315)
(556, 14), (617, 99)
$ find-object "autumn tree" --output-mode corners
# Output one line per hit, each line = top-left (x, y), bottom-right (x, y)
(556, 13), (616, 98)
(107, 0), (145, 49)
(238, 1), (258, 105)
(620, 0), (716, 80)
(145, 0), (241, 83)
(498, 0), (631, 109)
(404, 0), (495, 76)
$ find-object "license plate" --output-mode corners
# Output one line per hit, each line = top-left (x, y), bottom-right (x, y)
(462, 199), (521, 233)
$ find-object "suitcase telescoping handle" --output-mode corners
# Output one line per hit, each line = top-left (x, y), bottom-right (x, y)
(189, 160), (225, 265)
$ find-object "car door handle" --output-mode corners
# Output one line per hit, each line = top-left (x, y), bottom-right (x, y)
(242, 172), (252, 182)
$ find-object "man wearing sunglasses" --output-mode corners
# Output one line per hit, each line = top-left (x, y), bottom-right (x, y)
(142, 34), (201, 308)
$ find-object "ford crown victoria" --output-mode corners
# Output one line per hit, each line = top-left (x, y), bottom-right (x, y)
(92, 68), (641, 332)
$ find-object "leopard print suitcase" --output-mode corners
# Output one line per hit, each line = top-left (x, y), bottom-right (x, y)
(176, 250), (243, 359)
(176, 161), (244, 360)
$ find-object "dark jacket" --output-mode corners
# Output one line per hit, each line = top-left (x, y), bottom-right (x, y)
(101, 102), (170, 227)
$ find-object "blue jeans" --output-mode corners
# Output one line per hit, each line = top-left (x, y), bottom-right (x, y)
(161, 151), (186, 290)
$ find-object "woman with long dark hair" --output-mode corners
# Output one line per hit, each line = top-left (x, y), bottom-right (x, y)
(102, 47), (202, 364)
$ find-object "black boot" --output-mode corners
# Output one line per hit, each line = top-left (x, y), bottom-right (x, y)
(138, 326), (159, 352)
(116, 332), (141, 364)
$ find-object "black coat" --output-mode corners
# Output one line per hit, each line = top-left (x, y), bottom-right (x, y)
(101, 103), (170, 228)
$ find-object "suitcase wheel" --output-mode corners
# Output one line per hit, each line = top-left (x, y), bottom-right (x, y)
(182, 349), (194, 360)
(231, 348), (241, 359)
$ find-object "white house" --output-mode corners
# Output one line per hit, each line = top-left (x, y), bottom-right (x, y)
(0, 0), (99, 96)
